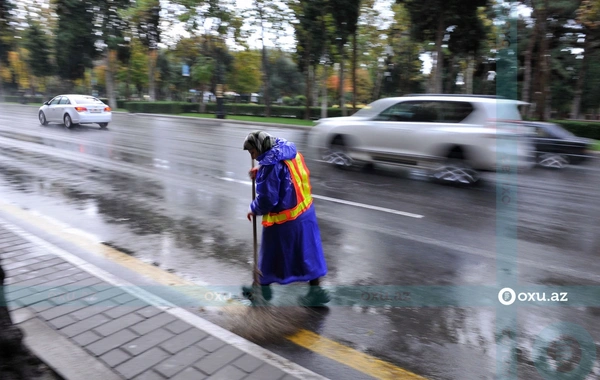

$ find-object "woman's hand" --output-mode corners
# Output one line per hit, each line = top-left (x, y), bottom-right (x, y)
(248, 167), (259, 180)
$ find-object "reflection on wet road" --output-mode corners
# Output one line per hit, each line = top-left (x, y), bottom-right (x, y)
(0, 104), (599, 380)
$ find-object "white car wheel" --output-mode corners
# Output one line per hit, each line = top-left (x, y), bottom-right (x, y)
(538, 153), (568, 169)
(64, 114), (74, 129)
(432, 158), (480, 185)
(39, 111), (48, 126)
(325, 136), (354, 167)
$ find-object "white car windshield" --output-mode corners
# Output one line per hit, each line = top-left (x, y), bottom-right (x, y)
(72, 96), (103, 104)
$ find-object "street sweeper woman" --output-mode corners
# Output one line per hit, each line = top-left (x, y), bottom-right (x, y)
(242, 130), (330, 307)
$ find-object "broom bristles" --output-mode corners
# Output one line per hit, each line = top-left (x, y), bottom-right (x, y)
(222, 304), (311, 343)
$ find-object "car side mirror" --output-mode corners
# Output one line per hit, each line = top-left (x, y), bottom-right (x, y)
(44, 101), (49, 105)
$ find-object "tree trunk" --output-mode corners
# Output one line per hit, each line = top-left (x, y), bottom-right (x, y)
(432, 16), (445, 93)
(522, 8), (539, 118)
(261, 28), (271, 117)
(352, 31), (357, 111)
(312, 65), (319, 107)
(570, 38), (590, 120)
(372, 65), (384, 101)
(105, 49), (117, 110)
(0, 59), (4, 102)
(445, 55), (456, 93)
(339, 53), (346, 116)
(125, 59), (131, 100)
(199, 83), (206, 113)
(148, 49), (157, 101)
(537, 0), (549, 121)
(321, 63), (328, 119)
(304, 53), (311, 120)
(465, 54), (474, 94)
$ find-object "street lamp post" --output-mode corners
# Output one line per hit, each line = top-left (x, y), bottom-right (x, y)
(216, 83), (224, 119)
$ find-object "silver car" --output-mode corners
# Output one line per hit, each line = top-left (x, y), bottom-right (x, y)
(307, 95), (534, 184)
(39, 94), (112, 129)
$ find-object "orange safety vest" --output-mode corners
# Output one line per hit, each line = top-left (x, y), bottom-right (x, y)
(262, 152), (313, 227)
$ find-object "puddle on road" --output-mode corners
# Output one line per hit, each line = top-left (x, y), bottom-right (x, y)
(0, 158), (252, 285)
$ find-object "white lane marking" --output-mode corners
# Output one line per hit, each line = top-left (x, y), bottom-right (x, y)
(218, 177), (424, 219)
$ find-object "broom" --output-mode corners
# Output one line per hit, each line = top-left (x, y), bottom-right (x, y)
(249, 157), (269, 306)
(217, 158), (312, 343)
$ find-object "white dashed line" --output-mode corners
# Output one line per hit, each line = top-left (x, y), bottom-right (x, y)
(217, 177), (424, 219)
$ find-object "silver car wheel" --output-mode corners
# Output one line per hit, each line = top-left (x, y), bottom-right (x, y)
(64, 114), (72, 129)
(325, 137), (354, 167)
(324, 150), (353, 166)
(39, 111), (47, 125)
(538, 153), (568, 169)
(432, 161), (479, 184)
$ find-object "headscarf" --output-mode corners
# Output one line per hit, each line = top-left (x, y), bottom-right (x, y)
(242, 130), (277, 156)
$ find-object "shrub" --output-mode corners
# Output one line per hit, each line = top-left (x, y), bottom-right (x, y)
(121, 101), (356, 120)
(550, 120), (600, 140)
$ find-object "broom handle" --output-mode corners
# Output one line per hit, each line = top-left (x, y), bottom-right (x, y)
(251, 158), (259, 286)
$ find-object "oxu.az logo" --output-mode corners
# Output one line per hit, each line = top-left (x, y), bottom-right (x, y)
(498, 287), (568, 306)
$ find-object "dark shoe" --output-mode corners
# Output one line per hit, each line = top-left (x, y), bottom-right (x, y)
(242, 285), (272, 301)
(299, 286), (330, 307)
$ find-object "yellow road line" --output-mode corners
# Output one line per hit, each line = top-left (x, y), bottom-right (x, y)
(0, 201), (428, 380)
(287, 330), (428, 380)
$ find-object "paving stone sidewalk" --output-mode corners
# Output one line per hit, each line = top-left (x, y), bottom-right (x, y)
(0, 223), (324, 380)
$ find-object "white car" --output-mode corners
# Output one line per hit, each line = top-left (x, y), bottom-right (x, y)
(307, 94), (535, 184)
(39, 94), (112, 129)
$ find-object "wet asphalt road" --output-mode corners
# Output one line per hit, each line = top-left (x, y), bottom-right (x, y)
(0, 104), (599, 380)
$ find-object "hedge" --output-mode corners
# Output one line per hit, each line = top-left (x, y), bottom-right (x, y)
(122, 101), (350, 120)
(4, 95), (46, 104)
(549, 120), (600, 140)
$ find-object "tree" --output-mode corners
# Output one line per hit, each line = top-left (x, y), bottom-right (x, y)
(192, 56), (214, 112)
(289, 0), (330, 119)
(571, 0), (600, 118)
(7, 50), (31, 92)
(244, 0), (292, 116)
(268, 53), (305, 99)
(520, 0), (581, 120)
(398, 0), (487, 93)
(119, 38), (149, 98)
(228, 50), (261, 94)
(125, 0), (161, 100)
(54, 0), (100, 86)
(328, 0), (360, 114)
(23, 20), (53, 95)
(96, 0), (132, 109)
(0, 0), (15, 101)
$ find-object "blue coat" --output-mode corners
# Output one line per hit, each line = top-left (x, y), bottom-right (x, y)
(250, 138), (328, 285)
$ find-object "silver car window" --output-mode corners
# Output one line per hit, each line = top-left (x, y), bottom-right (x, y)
(59, 97), (71, 105)
(435, 101), (474, 123)
(72, 96), (103, 104)
(49, 97), (61, 105)
(374, 101), (420, 122)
